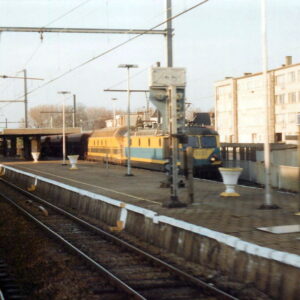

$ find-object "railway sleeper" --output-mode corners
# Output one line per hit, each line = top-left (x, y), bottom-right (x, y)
(140, 286), (207, 300)
(126, 278), (186, 289)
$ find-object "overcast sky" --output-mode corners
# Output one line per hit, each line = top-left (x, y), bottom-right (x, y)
(0, 0), (299, 127)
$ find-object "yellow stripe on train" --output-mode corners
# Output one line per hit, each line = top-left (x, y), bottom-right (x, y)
(193, 148), (214, 160)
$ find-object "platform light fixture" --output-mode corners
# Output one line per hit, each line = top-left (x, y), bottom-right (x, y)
(111, 98), (117, 128)
(118, 64), (138, 176)
(58, 91), (71, 165)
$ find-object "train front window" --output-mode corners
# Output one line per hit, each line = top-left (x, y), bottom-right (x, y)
(200, 136), (216, 148)
(187, 136), (199, 148)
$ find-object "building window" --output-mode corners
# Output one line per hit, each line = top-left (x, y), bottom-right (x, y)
(148, 138), (151, 147)
(287, 71), (295, 82)
(297, 70), (300, 81)
(252, 133), (257, 143)
(276, 113), (285, 124)
(288, 113), (296, 123)
(275, 74), (285, 85)
(159, 138), (161, 147)
(247, 80), (255, 90)
(275, 133), (282, 142)
(138, 138), (141, 146)
(275, 94), (285, 104)
(288, 92), (296, 103)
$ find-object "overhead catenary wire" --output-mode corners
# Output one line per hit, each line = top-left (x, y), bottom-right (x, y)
(106, 65), (150, 90)
(0, 0), (94, 110)
(43, 0), (93, 28)
(10, 0), (210, 103)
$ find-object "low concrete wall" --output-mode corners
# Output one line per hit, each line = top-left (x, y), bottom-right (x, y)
(1, 165), (299, 300)
(225, 160), (300, 192)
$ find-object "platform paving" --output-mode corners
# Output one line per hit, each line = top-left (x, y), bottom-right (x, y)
(2, 160), (300, 256)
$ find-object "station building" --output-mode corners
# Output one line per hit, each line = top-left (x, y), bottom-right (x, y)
(214, 56), (300, 143)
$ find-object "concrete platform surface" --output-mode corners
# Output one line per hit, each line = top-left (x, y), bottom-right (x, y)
(2, 160), (300, 257)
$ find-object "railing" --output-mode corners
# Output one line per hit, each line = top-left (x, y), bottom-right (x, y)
(221, 143), (297, 162)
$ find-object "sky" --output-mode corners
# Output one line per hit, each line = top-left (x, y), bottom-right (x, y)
(0, 0), (300, 127)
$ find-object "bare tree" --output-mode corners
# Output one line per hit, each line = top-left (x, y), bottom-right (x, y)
(25, 104), (123, 131)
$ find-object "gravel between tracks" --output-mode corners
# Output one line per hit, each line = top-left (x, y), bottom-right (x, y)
(0, 199), (124, 300)
(0, 183), (270, 300)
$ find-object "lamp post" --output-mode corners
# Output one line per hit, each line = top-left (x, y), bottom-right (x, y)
(112, 98), (117, 127)
(0, 71), (43, 128)
(118, 64), (138, 176)
(58, 91), (71, 165)
(260, 0), (279, 209)
(297, 113), (300, 214)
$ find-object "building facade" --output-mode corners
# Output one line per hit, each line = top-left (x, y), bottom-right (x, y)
(214, 56), (300, 143)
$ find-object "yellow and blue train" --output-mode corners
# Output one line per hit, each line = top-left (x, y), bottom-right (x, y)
(86, 126), (222, 176)
(41, 126), (222, 176)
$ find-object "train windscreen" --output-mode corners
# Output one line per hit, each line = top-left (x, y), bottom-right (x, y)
(187, 136), (199, 148)
(200, 136), (216, 148)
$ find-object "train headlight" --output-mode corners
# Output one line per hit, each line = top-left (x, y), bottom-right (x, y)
(210, 155), (218, 162)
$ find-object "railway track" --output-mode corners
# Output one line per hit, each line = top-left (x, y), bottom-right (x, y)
(0, 178), (238, 300)
(0, 259), (25, 300)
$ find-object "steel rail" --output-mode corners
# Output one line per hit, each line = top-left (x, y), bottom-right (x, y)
(0, 188), (146, 300)
(0, 177), (238, 300)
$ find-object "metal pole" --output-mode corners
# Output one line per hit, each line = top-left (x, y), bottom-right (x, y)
(117, 64), (137, 175)
(23, 69), (28, 128)
(170, 86), (178, 201)
(113, 101), (116, 127)
(73, 94), (76, 128)
(58, 91), (71, 165)
(162, 85), (186, 208)
(62, 96), (66, 165)
(260, 0), (278, 209)
(186, 147), (194, 204)
(5, 118), (7, 128)
(166, 0), (173, 67)
(112, 98), (117, 127)
(126, 67), (132, 176)
(297, 123), (300, 213)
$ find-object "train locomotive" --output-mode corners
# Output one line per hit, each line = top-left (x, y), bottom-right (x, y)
(86, 126), (222, 176)
(41, 126), (222, 176)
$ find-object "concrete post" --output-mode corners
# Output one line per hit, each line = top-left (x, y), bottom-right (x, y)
(185, 147), (194, 204)
(165, 0), (173, 67)
(23, 69), (28, 128)
(260, 0), (279, 209)
(232, 79), (238, 143)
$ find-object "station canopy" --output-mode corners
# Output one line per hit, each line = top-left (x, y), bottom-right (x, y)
(0, 128), (81, 137)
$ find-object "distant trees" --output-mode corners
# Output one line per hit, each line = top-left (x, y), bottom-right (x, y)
(25, 104), (123, 130)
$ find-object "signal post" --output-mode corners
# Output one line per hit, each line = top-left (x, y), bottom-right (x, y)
(149, 67), (187, 208)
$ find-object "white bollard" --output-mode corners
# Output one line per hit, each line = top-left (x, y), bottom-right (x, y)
(68, 155), (79, 170)
(31, 152), (40, 163)
(219, 167), (243, 197)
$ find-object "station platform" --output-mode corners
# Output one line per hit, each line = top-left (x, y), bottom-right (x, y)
(1, 160), (300, 299)
(2, 160), (299, 255)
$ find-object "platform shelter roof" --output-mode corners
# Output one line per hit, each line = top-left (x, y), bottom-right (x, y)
(0, 127), (81, 137)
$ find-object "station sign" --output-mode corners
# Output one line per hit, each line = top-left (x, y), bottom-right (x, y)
(149, 67), (186, 133)
(149, 67), (186, 87)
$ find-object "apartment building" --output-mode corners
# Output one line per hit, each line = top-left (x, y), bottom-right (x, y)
(214, 56), (300, 143)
